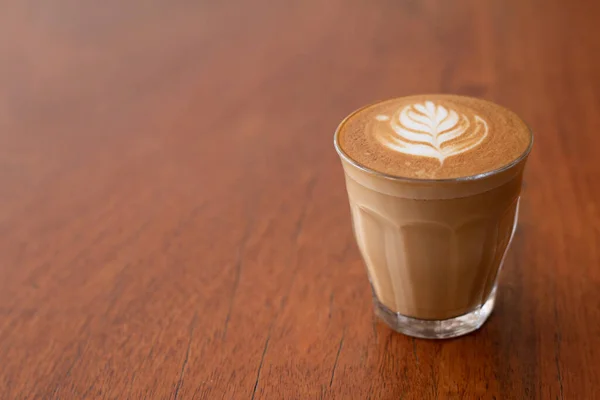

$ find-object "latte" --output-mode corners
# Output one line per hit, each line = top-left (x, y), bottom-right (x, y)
(334, 95), (532, 338)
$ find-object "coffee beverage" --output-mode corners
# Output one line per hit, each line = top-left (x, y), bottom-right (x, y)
(334, 95), (532, 338)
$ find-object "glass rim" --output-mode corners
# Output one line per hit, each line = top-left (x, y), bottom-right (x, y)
(333, 98), (534, 184)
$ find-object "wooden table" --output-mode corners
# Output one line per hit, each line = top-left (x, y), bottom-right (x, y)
(1, 0), (599, 398)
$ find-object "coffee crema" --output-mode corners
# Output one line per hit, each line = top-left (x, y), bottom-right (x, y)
(338, 95), (531, 179)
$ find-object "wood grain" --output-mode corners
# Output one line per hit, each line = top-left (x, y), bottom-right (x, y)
(1, 0), (599, 398)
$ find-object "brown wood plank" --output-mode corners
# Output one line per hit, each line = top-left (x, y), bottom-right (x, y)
(1, 0), (599, 398)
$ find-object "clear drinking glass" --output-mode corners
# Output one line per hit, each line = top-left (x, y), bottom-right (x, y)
(334, 118), (532, 339)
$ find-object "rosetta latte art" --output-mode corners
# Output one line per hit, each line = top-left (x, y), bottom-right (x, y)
(375, 101), (488, 164)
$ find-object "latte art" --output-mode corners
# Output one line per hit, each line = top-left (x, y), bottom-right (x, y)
(375, 101), (489, 164)
(337, 94), (532, 179)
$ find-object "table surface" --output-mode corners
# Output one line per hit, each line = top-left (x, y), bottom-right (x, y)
(1, 0), (599, 398)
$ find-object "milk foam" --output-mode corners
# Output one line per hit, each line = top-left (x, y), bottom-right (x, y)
(375, 101), (488, 164)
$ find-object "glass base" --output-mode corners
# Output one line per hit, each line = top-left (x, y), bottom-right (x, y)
(374, 288), (497, 339)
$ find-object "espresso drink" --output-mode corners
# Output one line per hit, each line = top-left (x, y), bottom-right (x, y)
(334, 95), (532, 338)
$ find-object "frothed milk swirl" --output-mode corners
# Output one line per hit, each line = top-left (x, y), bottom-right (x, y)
(377, 101), (488, 164)
(339, 95), (531, 179)
(334, 95), (532, 337)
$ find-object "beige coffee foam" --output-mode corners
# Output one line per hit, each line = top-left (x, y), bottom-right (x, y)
(337, 95), (532, 180)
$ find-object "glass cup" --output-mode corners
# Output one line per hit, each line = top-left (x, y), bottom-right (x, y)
(334, 115), (532, 339)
